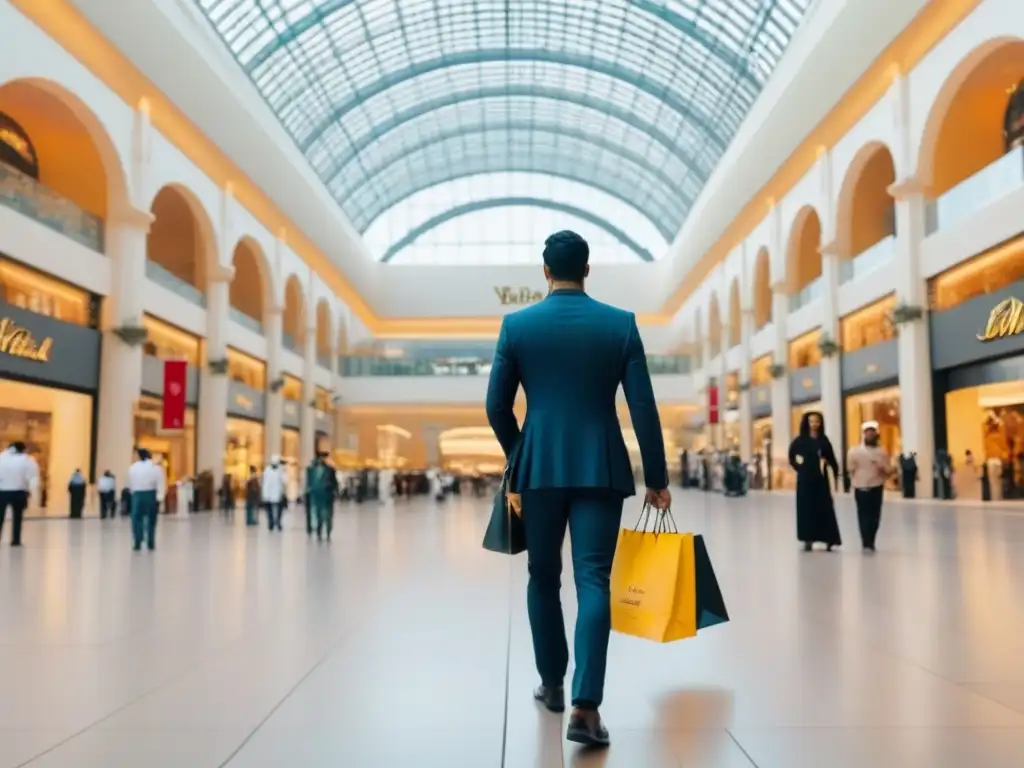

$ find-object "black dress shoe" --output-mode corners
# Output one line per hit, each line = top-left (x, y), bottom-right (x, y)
(533, 684), (565, 713)
(566, 712), (610, 748)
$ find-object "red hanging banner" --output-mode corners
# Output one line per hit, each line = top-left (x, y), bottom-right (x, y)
(161, 359), (187, 431)
(707, 380), (720, 425)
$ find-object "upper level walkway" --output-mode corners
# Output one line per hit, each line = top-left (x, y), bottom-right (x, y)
(1, 493), (1022, 767)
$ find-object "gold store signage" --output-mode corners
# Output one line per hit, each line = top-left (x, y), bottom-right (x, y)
(977, 297), (1024, 342)
(234, 394), (253, 412)
(494, 286), (543, 306)
(0, 317), (52, 362)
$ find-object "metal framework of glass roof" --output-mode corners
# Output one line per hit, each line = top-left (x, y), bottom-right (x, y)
(195, 0), (813, 262)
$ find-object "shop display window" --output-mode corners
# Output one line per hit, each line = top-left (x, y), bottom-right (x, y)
(788, 330), (822, 369)
(0, 257), (94, 327)
(134, 396), (196, 483)
(227, 348), (266, 391)
(930, 238), (1024, 313)
(225, 418), (265, 495)
(283, 375), (303, 402)
(945, 381), (1024, 501)
(143, 316), (201, 366)
(840, 296), (896, 353)
(750, 355), (773, 386)
(843, 387), (901, 489)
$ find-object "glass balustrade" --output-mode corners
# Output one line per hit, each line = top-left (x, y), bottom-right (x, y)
(340, 354), (692, 376)
(282, 333), (300, 354)
(788, 277), (822, 312)
(145, 261), (207, 307)
(229, 307), (263, 334)
(838, 235), (895, 284)
(925, 146), (1024, 235)
(0, 163), (104, 251)
(316, 353), (333, 371)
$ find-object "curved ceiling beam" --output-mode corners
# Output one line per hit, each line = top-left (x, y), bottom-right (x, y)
(243, 0), (759, 88)
(293, 49), (728, 154)
(356, 164), (669, 241)
(316, 85), (708, 182)
(379, 197), (655, 264)
(334, 119), (689, 221)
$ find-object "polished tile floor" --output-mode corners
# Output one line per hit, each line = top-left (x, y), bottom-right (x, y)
(1, 491), (1023, 767)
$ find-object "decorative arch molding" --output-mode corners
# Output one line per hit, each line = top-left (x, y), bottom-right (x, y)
(380, 197), (654, 263)
(315, 297), (335, 353)
(916, 36), (1024, 192)
(229, 235), (274, 325)
(784, 205), (823, 293)
(832, 141), (897, 258)
(147, 183), (220, 292)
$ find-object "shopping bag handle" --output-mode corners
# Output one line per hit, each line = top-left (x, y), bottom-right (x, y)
(633, 503), (678, 534)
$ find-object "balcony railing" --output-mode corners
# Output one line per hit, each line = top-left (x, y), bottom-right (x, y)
(340, 354), (692, 377)
(838, 235), (895, 284)
(229, 307), (262, 334)
(317, 353), (333, 371)
(145, 261), (206, 307)
(282, 333), (300, 354)
(925, 146), (1024, 235)
(789, 277), (823, 312)
(0, 163), (104, 252)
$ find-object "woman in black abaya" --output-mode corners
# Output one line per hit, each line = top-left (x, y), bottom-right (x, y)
(789, 411), (841, 551)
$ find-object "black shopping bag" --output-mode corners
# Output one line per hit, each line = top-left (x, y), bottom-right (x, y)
(693, 534), (729, 630)
(481, 466), (525, 555)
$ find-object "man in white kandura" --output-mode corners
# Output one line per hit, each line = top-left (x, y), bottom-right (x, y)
(0, 442), (39, 547)
(128, 448), (164, 551)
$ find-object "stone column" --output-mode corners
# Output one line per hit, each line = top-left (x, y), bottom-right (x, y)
(196, 263), (233, 479)
(769, 285), (792, 460)
(264, 305), (284, 461)
(819, 242), (844, 463)
(738, 307), (755, 460)
(718, 323), (730, 450)
(96, 206), (153, 478)
(300, 319), (317, 467)
(890, 179), (935, 497)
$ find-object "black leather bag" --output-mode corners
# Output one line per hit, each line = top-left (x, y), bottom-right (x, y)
(481, 466), (526, 555)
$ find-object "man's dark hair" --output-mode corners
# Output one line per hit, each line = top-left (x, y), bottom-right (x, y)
(11, 441), (26, 453)
(543, 230), (589, 283)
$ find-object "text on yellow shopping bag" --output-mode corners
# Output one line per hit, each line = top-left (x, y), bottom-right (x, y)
(610, 529), (698, 643)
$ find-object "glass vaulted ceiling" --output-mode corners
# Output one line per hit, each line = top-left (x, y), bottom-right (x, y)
(195, 0), (813, 263)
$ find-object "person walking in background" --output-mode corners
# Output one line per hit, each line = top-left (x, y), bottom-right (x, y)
(485, 230), (670, 749)
(262, 456), (286, 532)
(219, 474), (235, 517)
(0, 442), (39, 547)
(847, 421), (892, 553)
(128, 448), (164, 551)
(789, 411), (841, 552)
(306, 452), (333, 542)
(97, 470), (116, 519)
(244, 466), (261, 527)
(67, 469), (87, 519)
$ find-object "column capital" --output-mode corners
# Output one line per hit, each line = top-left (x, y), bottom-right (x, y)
(887, 177), (926, 201)
(819, 239), (843, 257)
(208, 263), (235, 283)
(108, 205), (155, 231)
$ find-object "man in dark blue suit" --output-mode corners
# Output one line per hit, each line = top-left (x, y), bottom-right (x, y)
(485, 230), (670, 748)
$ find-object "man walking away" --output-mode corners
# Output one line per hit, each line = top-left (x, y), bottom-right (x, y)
(97, 471), (116, 519)
(0, 442), (38, 547)
(847, 421), (891, 553)
(67, 469), (87, 519)
(262, 456), (286, 532)
(128, 448), (164, 551)
(306, 452), (334, 542)
(245, 466), (261, 526)
(485, 230), (670, 748)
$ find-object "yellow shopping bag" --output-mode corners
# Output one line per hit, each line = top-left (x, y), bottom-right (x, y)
(610, 509), (697, 643)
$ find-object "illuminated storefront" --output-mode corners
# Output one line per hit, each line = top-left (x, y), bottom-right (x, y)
(0, 256), (100, 515)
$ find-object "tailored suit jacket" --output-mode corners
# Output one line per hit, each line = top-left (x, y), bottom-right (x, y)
(485, 288), (668, 496)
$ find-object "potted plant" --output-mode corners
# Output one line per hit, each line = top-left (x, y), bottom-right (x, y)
(112, 324), (148, 346)
(817, 334), (840, 358)
(891, 303), (925, 325)
(768, 363), (786, 380)
(207, 358), (229, 375)
(738, 380), (751, 392)
(268, 377), (285, 393)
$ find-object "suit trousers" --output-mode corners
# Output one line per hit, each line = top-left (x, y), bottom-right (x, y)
(0, 490), (28, 546)
(521, 488), (624, 710)
(854, 485), (884, 549)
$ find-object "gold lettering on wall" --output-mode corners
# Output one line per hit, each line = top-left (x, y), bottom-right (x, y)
(977, 297), (1024, 342)
(494, 286), (543, 306)
(0, 318), (52, 362)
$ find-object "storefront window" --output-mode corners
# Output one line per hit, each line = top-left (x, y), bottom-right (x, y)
(930, 238), (1024, 313)
(225, 418), (264, 494)
(143, 316), (201, 366)
(945, 381), (1024, 501)
(0, 379), (93, 515)
(315, 386), (333, 413)
(0, 257), (94, 327)
(841, 296), (896, 353)
(227, 348), (266, 390)
(134, 396), (196, 483)
(281, 428), (301, 499)
(844, 386), (901, 489)
(750, 355), (773, 386)
(283, 375), (302, 402)
(788, 330), (821, 369)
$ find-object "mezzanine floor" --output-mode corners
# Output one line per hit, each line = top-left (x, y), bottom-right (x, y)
(0, 491), (1023, 767)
